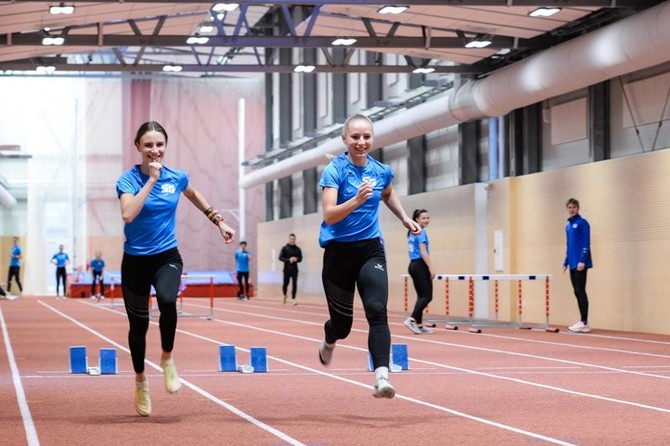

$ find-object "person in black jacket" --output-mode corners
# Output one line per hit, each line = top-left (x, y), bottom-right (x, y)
(279, 233), (302, 305)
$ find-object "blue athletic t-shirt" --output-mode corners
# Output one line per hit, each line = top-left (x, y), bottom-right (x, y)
(318, 153), (393, 247)
(52, 252), (69, 267)
(116, 165), (189, 256)
(235, 249), (250, 273)
(10, 245), (21, 267)
(90, 258), (105, 272)
(408, 230), (429, 261)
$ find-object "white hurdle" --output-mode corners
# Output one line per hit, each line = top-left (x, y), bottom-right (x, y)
(402, 273), (558, 333)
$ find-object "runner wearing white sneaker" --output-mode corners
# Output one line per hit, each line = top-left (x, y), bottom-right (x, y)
(563, 198), (593, 334)
(405, 209), (436, 335)
(117, 121), (235, 416)
(318, 114), (421, 399)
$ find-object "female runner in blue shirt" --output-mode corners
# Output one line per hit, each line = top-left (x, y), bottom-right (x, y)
(116, 121), (235, 417)
(317, 114), (421, 399)
(404, 209), (436, 334)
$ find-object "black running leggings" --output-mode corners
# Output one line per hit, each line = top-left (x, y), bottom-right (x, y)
(322, 238), (390, 369)
(91, 270), (104, 296)
(121, 248), (183, 374)
(56, 267), (67, 296)
(569, 268), (589, 323)
(408, 258), (433, 325)
(7, 266), (22, 293)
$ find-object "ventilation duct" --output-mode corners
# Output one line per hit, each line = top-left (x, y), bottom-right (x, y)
(0, 184), (17, 207)
(240, 1), (670, 189)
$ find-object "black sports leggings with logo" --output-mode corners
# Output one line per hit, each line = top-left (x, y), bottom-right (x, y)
(321, 238), (390, 369)
(121, 248), (183, 374)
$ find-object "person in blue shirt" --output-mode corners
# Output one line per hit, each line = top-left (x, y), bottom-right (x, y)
(234, 241), (251, 300)
(89, 251), (106, 299)
(404, 209), (436, 334)
(51, 245), (69, 299)
(116, 121), (235, 417)
(7, 236), (23, 295)
(317, 114), (421, 399)
(563, 198), (593, 333)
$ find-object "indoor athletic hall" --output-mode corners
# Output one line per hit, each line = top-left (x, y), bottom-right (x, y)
(2, 1), (670, 444)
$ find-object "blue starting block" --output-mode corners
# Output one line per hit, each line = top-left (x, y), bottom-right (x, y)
(391, 343), (409, 370)
(250, 347), (268, 373)
(99, 348), (117, 375)
(219, 345), (268, 373)
(70, 346), (88, 374)
(219, 345), (238, 372)
(70, 346), (117, 375)
(367, 343), (409, 372)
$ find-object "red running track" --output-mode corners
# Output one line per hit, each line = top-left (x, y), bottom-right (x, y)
(2, 296), (670, 445)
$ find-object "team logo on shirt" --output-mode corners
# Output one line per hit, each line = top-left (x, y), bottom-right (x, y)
(362, 175), (376, 187)
(161, 183), (176, 194)
(374, 263), (385, 271)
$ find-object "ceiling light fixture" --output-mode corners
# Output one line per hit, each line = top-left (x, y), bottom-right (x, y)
(464, 36), (492, 49)
(412, 67), (435, 74)
(332, 38), (357, 46)
(377, 5), (408, 15)
(212, 3), (239, 12)
(49, 3), (75, 15)
(42, 36), (65, 46)
(199, 23), (215, 34)
(162, 64), (183, 73)
(186, 36), (210, 45)
(294, 65), (316, 73)
(529, 7), (561, 17)
(36, 65), (56, 74)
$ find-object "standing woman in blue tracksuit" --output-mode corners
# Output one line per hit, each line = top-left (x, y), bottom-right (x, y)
(563, 198), (593, 333)
(317, 113), (421, 399)
(51, 245), (69, 299)
(404, 209), (435, 334)
(116, 121), (235, 417)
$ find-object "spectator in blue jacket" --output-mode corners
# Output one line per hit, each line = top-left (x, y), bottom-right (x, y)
(563, 198), (593, 333)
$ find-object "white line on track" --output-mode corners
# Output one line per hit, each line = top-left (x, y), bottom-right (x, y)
(37, 300), (307, 446)
(79, 299), (576, 445)
(0, 305), (40, 446)
(180, 301), (670, 415)
(188, 302), (670, 380)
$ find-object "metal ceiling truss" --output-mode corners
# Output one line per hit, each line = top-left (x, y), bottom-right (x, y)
(1, 0), (659, 75)
(8, 0), (661, 5)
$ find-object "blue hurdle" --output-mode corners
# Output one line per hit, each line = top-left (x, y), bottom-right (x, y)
(219, 345), (268, 373)
(367, 343), (409, 372)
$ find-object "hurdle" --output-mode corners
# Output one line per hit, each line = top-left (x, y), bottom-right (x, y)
(367, 343), (409, 372)
(402, 273), (558, 333)
(69, 346), (118, 375)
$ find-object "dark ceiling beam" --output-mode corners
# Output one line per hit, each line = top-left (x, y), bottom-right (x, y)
(0, 62), (490, 74)
(1, 34), (549, 49)
(12, 0), (661, 6)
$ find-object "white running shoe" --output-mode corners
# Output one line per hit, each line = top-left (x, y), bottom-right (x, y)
(161, 359), (181, 393)
(372, 367), (396, 399)
(5, 293), (18, 301)
(318, 340), (335, 366)
(135, 381), (152, 417)
(568, 321), (591, 333)
(403, 317), (422, 334)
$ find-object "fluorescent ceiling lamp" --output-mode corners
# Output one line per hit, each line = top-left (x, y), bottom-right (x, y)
(529, 7), (561, 17)
(199, 24), (215, 34)
(49, 4), (75, 15)
(377, 5), (408, 15)
(465, 39), (492, 49)
(212, 3), (239, 12)
(36, 65), (56, 74)
(42, 36), (65, 46)
(412, 67), (435, 74)
(294, 65), (316, 73)
(162, 65), (183, 72)
(332, 38), (357, 46)
(186, 36), (210, 45)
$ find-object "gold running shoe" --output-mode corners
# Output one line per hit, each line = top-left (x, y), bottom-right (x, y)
(161, 359), (182, 393)
(135, 381), (152, 417)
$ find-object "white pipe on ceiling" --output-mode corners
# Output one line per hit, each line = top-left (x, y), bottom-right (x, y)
(240, 1), (670, 189)
(0, 185), (17, 207)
